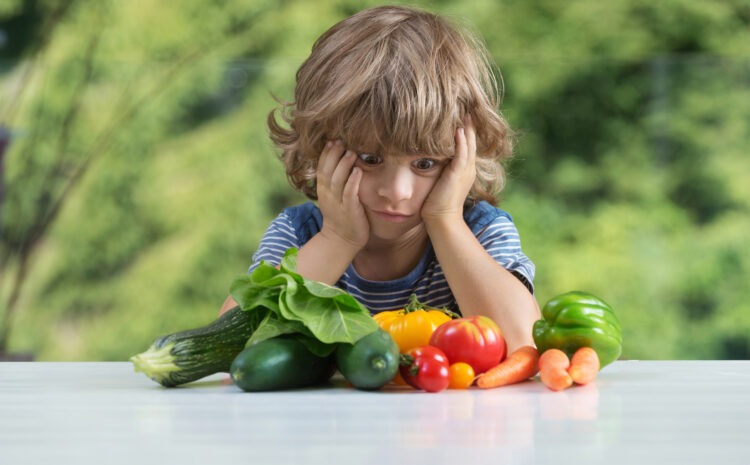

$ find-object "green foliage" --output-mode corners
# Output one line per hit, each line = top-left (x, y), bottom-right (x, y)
(1, 0), (749, 360)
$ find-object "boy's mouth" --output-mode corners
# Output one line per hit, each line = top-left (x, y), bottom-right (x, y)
(372, 210), (412, 223)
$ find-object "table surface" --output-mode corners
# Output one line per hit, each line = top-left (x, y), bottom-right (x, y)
(1, 360), (748, 465)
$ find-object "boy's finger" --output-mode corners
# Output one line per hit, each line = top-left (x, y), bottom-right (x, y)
(317, 140), (346, 179)
(465, 114), (477, 162)
(329, 150), (357, 194)
(454, 125), (468, 165)
(342, 166), (362, 208)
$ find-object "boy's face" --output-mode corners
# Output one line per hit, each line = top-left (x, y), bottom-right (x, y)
(354, 152), (451, 240)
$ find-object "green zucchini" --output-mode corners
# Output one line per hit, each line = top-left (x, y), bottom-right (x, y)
(336, 328), (399, 390)
(130, 306), (264, 387)
(230, 336), (335, 392)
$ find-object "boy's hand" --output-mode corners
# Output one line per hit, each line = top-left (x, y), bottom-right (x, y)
(316, 140), (370, 250)
(421, 115), (477, 225)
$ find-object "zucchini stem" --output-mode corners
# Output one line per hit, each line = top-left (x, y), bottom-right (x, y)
(130, 342), (181, 385)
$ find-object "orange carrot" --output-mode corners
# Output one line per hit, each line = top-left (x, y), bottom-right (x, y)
(476, 345), (539, 389)
(568, 347), (600, 385)
(539, 348), (573, 391)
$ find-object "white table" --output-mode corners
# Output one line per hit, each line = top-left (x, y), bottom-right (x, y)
(1, 361), (748, 465)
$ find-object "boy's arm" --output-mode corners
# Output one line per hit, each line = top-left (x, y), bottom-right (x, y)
(422, 116), (540, 352)
(219, 295), (238, 315)
(295, 139), (369, 284)
(425, 219), (540, 353)
(294, 232), (360, 284)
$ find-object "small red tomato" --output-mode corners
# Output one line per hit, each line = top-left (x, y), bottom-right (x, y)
(400, 346), (450, 393)
(429, 316), (506, 374)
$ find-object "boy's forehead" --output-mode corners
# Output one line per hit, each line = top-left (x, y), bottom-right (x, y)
(343, 133), (455, 158)
(349, 146), (453, 158)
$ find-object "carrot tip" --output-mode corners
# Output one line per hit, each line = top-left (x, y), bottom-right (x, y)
(474, 345), (539, 389)
(568, 347), (600, 385)
(540, 371), (573, 391)
(539, 348), (574, 391)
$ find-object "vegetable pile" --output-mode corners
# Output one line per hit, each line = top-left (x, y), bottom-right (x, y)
(131, 250), (623, 394)
(375, 297), (518, 393)
(375, 290), (623, 392)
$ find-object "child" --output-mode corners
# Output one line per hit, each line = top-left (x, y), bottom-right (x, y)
(220, 5), (540, 352)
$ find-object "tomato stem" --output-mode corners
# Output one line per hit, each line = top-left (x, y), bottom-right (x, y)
(399, 353), (414, 366)
(404, 294), (426, 313)
(403, 294), (460, 319)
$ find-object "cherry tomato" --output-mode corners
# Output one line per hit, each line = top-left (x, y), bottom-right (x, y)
(429, 315), (507, 374)
(448, 362), (475, 389)
(400, 346), (450, 393)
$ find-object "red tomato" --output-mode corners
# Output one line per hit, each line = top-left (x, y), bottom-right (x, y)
(429, 316), (507, 374)
(400, 346), (450, 393)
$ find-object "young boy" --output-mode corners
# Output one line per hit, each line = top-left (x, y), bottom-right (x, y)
(221, 5), (540, 352)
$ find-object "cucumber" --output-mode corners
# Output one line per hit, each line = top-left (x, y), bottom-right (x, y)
(336, 328), (399, 390)
(131, 306), (265, 387)
(230, 336), (335, 392)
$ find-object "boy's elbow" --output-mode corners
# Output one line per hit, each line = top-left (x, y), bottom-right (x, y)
(219, 296), (239, 316)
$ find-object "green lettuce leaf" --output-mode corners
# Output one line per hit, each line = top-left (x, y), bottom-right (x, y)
(229, 248), (378, 351)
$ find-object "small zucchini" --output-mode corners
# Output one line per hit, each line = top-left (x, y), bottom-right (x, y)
(230, 336), (335, 392)
(336, 328), (400, 390)
(131, 306), (264, 387)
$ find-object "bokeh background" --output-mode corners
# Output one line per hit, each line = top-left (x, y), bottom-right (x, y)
(1, 0), (748, 361)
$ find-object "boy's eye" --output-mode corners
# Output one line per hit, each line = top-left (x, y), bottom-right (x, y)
(413, 158), (437, 170)
(357, 153), (382, 165)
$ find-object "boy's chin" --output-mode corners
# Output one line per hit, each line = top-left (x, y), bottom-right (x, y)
(368, 221), (424, 243)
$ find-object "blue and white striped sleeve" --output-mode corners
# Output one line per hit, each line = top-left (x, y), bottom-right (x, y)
(476, 215), (536, 293)
(248, 212), (300, 273)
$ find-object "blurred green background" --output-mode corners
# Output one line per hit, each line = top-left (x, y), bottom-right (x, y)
(1, 0), (748, 361)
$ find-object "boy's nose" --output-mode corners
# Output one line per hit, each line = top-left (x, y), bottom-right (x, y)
(377, 166), (413, 202)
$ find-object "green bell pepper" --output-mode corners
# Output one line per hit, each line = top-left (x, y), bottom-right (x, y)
(533, 291), (623, 368)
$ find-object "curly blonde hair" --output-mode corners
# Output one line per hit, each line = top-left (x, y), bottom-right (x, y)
(268, 5), (514, 205)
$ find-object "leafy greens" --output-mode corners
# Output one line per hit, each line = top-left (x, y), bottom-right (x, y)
(229, 248), (378, 356)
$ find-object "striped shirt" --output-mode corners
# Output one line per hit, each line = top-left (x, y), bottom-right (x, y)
(249, 201), (535, 315)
